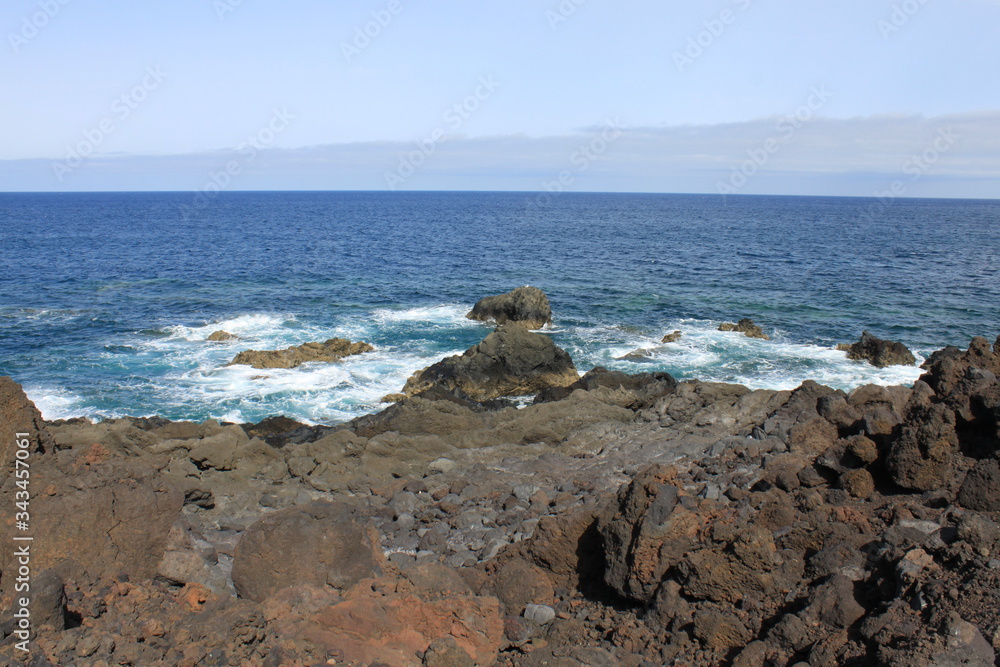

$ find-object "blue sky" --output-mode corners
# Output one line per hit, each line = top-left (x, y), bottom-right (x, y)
(2, 0), (999, 196)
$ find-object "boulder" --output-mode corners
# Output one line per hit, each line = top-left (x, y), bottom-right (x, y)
(401, 323), (579, 402)
(207, 330), (238, 342)
(719, 318), (770, 340)
(957, 458), (1000, 512)
(467, 286), (552, 330)
(661, 330), (682, 343)
(228, 338), (373, 369)
(886, 401), (958, 492)
(844, 331), (916, 368)
(231, 501), (382, 602)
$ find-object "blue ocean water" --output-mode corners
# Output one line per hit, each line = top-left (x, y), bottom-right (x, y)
(1, 191), (997, 424)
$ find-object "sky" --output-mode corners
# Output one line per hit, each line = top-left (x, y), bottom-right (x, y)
(2, 0), (999, 197)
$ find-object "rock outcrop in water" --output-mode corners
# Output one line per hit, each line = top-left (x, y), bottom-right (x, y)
(719, 318), (770, 340)
(844, 330), (917, 368)
(208, 330), (239, 342)
(228, 338), (374, 369)
(6, 324), (1000, 665)
(467, 285), (553, 330)
(401, 322), (579, 401)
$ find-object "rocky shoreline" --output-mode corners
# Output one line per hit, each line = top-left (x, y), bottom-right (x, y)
(0, 289), (997, 666)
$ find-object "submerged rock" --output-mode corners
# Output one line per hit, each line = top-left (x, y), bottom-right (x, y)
(845, 330), (916, 368)
(719, 318), (770, 340)
(467, 285), (552, 330)
(228, 338), (373, 369)
(401, 323), (578, 401)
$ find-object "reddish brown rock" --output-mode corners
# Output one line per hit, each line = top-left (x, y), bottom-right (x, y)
(0, 376), (53, 482)
(788, 417), (839, 455)
(231, 501), (383, 602)
(886, 402), (959, 492)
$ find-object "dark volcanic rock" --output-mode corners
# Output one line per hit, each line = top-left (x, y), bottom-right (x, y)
(958, 458), (1000, 511)
(228, 337), (374, 369)
(467, 285), (552, 330)
(231, 501), (382, 602)
(886, 400), (959, 492)
(845, 331), (916, 368)
(719, 318), (770, 340)
(401, 323), (579, 401)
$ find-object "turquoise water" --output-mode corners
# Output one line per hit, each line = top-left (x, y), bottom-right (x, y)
(0, 191), (997, 424)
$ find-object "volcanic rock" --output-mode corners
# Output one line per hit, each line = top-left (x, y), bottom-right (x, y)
(718, 318), (770, 340)
(207, 330), (238, 342)
(662, 330), (682, 343)
(467, 285), (552, 330)
(228, 337), (374, 369)
(231, 501), (383, 602)
(401, 323), (579, 401)
(845, 330), (916, 368)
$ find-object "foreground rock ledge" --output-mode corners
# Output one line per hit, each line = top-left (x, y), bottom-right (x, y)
(228, 337), (374, 369)
(3, 333), (1000, 666)
(467, 285), (553, 330)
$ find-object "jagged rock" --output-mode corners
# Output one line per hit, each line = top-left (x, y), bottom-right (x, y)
(228, 338), (374, 369)
(661, 330), (682, 343)
(616, 348), (654, 362)
(30, 570), (67, 631)
(401, 323), (579, 401)
(207, 330), (238, 342)
(231, 501), (382, 602)
(886, 400), (959, 492)
(719, 318), (770, 340)
(845, 331), (916, 368)
(0, 376), (54, 482)
(467, 286), (552, 330)
(957, 458), (1000, 511)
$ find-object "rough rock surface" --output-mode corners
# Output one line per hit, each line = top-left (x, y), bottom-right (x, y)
(7, 332), (1000, 666)
(401, 323), (579, 401)
(846, 330), (917, 367)
(662, 330), (683, 343)
(231, 501), (383, 602)
(228, 337), (374, 369)
(718, 318), (770, 340)
(207, 330), (238, 342)
(467, 285), (552, 329)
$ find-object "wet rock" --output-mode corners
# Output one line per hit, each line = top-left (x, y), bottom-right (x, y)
(467, 285), (552, 330)
(718, 318), (770, 340)
(845, 331), (916, 368)
(228, 337), (374, 369)
(231, 501), (382, 602)
(661, 330), (682, 343)
(207, 330), (238, 342)
(401, 323), (579, 402)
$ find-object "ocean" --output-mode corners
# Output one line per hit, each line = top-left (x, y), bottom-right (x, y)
(1, 191), (997, 425)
